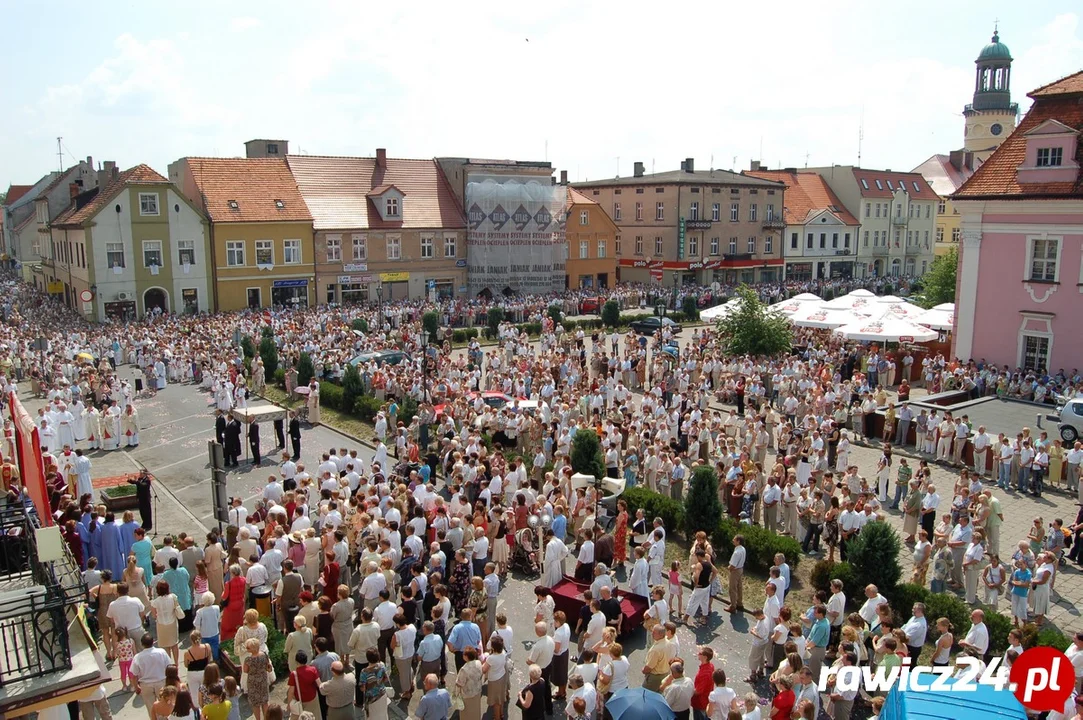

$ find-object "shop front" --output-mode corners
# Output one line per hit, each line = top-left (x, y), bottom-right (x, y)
(787, 262), (814, 281)
(271, 279), (310, 308)
(378, 272), (410, 301)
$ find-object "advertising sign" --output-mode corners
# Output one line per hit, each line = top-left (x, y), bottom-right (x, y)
(677, 218), (686, 260)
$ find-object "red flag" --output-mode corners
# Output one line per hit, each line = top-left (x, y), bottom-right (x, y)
(7, 390), (52, 525)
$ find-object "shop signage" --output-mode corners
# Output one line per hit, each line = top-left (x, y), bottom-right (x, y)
(46, 281), (64, 294)
(272, 279), (308, 288)
(455, 259), (467, 268)
(343, 263), (368, 272)
(677, 218), (686, 259)
(685, 219), (713, 230)
(379, 271), (410, 282)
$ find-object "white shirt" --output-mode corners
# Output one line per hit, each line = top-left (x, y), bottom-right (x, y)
(964, 621), (989, 656)
(859, 593), (887, 627)
(827, 592), (846, 626)
(729, 546), (746, 570)
(106, 595), (144, 631)
(1067, 644), (1083, 679)
(526, 634), (554, 669)
(584, 611), (606, 650)
(901, 614), (928, 647)
(578, 540), (594, 564)
(131, 646), (171, 684)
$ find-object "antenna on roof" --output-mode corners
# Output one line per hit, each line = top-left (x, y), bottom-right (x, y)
(805, 151), (810, 169)
(857, 106), (865, 167)
(545, 139), (548, 162)
(616, 156), (620, 179)
(732, 156), (737, 170)
(759, 137), (763, 163)
(56, 137), (64, 173)
(710, 154), (714, 173)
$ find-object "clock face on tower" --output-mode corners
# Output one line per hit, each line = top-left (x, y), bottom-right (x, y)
(991, 123), (1003, 136)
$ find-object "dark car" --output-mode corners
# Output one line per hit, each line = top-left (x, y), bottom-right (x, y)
(629, 316), (682, 335)
(348, 349), (409, 367)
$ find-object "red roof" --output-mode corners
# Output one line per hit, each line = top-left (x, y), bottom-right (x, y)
(366, 184), (405, 197)
(851, 169), (939, 200)
(287, 155), (466, 231)
(567, 187), (598, 206)
(53, 164), (168, 227)
(955, 71), (1083, 199)
(4, 185), (34, 206)
(181, 157), (312, 223)
(744, 170), (860, 225)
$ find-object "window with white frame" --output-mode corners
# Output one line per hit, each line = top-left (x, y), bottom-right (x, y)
(654, 236), (663, 255)
(710, 237), (720, 255)
(655, 202), (664, 221)
(937, 227), (944, 243)
(580, 210), (589, 225)
(729, 237), (737, 255)
(925, 204), (931, 219)
(712, 203), (720, 222)
(284, 239), (301, 264)
(615, 236), (622, 255)
(352, 233), (367, 261)
(819, 233), (826, 249)
(689, 202), (699, 221)
(255, 239), (273, 265)
(863, 231), (869, 247)
(597, 239), (606, 258)
(444, 233), (456, 258)
(832, 233), (839, 249)
(1022, 335), (1050, 371)
(421, 233), (434, 259)
(865, 203), (871, 218)
(790, 233), (798, 250)
(635, 202), (643, 221)
(951, 227), (960, 243)
(938, 199), (946, 214)
(635, 236), (644, 255)
(177, 239), (195, 265)
(142, 240), (162, 268)
(106, 242), (125, 268)
(749, 204), (757, 222)
(326, 235), (341, 261)
(764, 235), (773, 253)
(138, 192), (159, 216)
(226, 241), (244, 267)
(579, 239), (589, 259)
(386, 197), (399, 216)
(688, 236), (699, 257)
(1029, 237), (1059, 281)
(730, 203), (739, 222)
(613, 203), (621, 221)
(923, 230), (930, 247)
(1036, 147), (1063, 167)
(387, 234), (401, 260)
(807, 233), (814, 249)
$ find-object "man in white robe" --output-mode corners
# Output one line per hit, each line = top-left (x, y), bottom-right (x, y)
(71, 400), (87, 441)
(73, 449), (93, 498)
(542, 531), (569, 588)
(154, 359), (167, 390)
(102, 402), (122, 451)
(39, 419), (58, 454)
(54, 405), (76, 449)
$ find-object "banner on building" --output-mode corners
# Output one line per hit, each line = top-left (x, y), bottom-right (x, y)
(466, 175), (567, 296)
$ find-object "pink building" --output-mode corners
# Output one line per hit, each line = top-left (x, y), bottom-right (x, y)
(952, 71), (1083, 372)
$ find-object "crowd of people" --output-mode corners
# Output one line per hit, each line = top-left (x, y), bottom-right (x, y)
(4, 270), (1083, 720)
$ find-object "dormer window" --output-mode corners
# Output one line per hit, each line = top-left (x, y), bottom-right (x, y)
(275, 199), (285, 209)
(886, 180), (894, 190)
(386, 197), (399, 216)
(228, 200), (239, 210)
(875, 180), (883, 190)
(1036, 148), (1063, 167)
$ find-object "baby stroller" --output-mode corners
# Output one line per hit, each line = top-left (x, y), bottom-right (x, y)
(510, 526), (541, 578)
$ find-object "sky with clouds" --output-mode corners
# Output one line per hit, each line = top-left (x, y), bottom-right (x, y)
(2, 0), (1082, 189)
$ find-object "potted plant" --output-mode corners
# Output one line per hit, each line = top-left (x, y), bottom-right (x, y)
(100, 483), (139, 512)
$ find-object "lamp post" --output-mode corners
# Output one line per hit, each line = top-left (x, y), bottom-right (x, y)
(376, 282), (383, 336)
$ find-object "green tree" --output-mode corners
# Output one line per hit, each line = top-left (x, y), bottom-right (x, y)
(914, 247), (958, 308)
(351, 317), (368, 333)
(258, 336), (279, 376)
(486, 307), (505, 338)
(341, 362), (364, 411)
(261, 325), (274, 340)
(681, 295), (699, 321)
(240, 335), (256, 359)
(296, 352), (316, 387)
(570, 429), (605, 480)
(845, 520), (902, 596)
(684, 465), (722, 535)
(714, 285), (792, 357)
(548, 304), (563, 325)
(601, 300), (621, 328)
(422, 311), (440, 343)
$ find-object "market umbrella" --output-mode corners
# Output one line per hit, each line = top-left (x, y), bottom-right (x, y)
(76, 352), (95, 362)
(832, 309), (939, 343)
(699, 297), (741, 321)
(878, 301), (925, 319)
(913, 302), (955, 330)
(606, 688), (675, 720)
(788, 304), (864, 329)
(768, 293), (821, 317)
(821, 289), (879, 311)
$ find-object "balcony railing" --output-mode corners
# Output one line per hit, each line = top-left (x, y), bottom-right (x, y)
(869, 246), (890, 256)
(904, 244), (924, 255)
(890, 215), (907, 226)
(0, 502), (85, 687)
(762, 215), (785, 229)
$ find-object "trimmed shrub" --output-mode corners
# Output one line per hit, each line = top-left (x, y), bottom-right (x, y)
(1020, 622), (1070, 651)
(684, 466), (722, 536)
(319, 383), (343, 411)
(621, 487), (684, 537)
(668, 311), (686, 323)
(351, 317), (368, 333)
(452, 329), (467, 343)
(924, 593), (972, 641)
(261, 326), (274, 339)
(571, 429), (606, 481)
(487, 307), (504, 336)
(353, 395), (382, 422)
(220, 616), (288, 678)
(822, 288), (835, 301)
(240, 335), (256, 359)
(465, 328), (480, 339)
(422, 311), (440, 342)
(296, 352), (315, 387)
(342, 363), (364, 411)
(548, 305), (563, 325)
(713, 518), (802, 573)
(601, 300), (621, 328)
(845, 520), (902, 598)
(682, 295), (699, 321)
(258, 336), (279, 376)
(887, 583), (930, 621)
(273, 368), (285, 388)
(809, 560), (857, 598)
(983, 607), (1014, 654)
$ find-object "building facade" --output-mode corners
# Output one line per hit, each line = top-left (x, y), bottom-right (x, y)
(963, 29), (1019, 164)
(952, 71), (1083, 371)
(573, 159), (785, 287)
(27, 159), (101, 294)
(911, 151), (977, 257)
(4, 175), (56, 275)
(565, 187), (618, 289)
(169, 156), (315, 311)
(50, 164), (213, 321)
(806, 165), (938, 278)
(288, 149), (468, 303)
(744, 168), (861, 281)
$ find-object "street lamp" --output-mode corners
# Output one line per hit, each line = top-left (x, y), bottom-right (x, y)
(376, 282), (383, 335)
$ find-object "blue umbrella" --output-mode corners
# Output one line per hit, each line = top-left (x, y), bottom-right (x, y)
(606, 687), (675, 720)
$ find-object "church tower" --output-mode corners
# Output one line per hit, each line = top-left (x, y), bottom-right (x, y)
(963, 28), (1018, 163)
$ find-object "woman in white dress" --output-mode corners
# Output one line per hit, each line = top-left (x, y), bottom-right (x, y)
(835, 434), (850, 473)
(533, 587), (555, 632)
(1031, 553), (1054, 624)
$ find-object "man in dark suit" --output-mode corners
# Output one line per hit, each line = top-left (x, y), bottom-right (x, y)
(249, 419), (262, 466)
(224, 413), (242, 467)
(288, 410), (302, 461)
(273, 416), (286, 450)
(215, 409), (226, 445)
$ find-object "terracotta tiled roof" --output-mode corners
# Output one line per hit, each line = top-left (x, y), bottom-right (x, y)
(744, 170), (860, 226)
(1028, 70), (1083, 98)
(567, 187), (598, 206)
(4, 185), (34, 206)
(851, 169), (940, 200)
(181, 157), (312, 224)
(53, 164), (168, 227)
(366, 184), (404, 197)
(955, 77), (1083, 199)
(286, 155), (466, 231)
(574, 168), (783, 188)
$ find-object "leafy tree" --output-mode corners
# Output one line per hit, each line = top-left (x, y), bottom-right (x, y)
(240, 335), (256, 359)
(261, 325), (274, 340)
(914, 247), (957, 308)
(714, 285), (792, 357)
(258, 336), (279, 376)
(422, 311), (440, 343)
(486, 307), (505, 338)
(845, 520), (902, 596)
(341, 362), (364, 411)
(684, 465), (722, 535)
(681, 295), (699, 321)
(351, 317), (368, 333)
(570, 429), (605, 481)
(547, 304), (563, 325)
(601, 300), (621, 328)
(296, 352), (316, 387)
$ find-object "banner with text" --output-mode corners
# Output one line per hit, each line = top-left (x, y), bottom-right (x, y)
(466, 174), (567, 296)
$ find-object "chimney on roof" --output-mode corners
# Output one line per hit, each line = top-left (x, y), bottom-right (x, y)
(633, 161), (644, 178)
(948, 150), (964, 171)
(963, 151), (974, 170)
(684, 158), (694, 173)
(69, 183), (80, 200)
(98, 161), (118, 189)
(784, 167), (797, 175)
(376, 148), (387, 168)
(750, 160), (762, 171)
(551, 176), (556, 186)
(560, 170), (568, 185)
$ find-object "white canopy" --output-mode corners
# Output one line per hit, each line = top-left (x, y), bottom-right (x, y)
(832, 310), (939, 343)
(700, 297), (741, 320)
(232, 404), (288, 424)
(788, 304), (864, 329)
(913, 302), (955, 330)
(768, 293), (822, 317)
(821, 289), (880, 311)
(878, 301), (925, 319)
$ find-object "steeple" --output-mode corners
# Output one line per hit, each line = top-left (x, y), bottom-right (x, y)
(963, 27), (1019, 162)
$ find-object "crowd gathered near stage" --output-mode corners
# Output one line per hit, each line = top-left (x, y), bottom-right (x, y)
(4, 271), (1083, 720)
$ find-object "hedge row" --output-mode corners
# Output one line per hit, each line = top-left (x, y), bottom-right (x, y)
(271, 368), (417, 427)
(619, 485), (801, 574)
(219, 616), (289, 678)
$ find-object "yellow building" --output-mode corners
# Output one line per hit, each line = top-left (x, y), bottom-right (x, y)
(911, 151), (976, 257)
(169, 157), (315, 310)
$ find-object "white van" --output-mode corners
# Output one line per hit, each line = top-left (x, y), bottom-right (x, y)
(1057, 397), (1083, 442)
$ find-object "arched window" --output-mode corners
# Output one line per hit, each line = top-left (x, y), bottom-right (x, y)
(891, 258), (901, 278)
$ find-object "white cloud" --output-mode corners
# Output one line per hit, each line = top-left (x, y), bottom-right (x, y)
(229, 16), (261, 32)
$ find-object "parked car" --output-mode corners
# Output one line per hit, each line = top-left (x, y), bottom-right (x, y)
(578, 297), (601, 315)
(348, 349), (409, 367)
(1056, 397), (1083, 442)
(629, 316), (682, 335)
